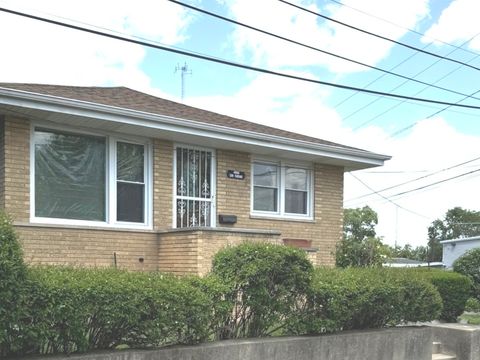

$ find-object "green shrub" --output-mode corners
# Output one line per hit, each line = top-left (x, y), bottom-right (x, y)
(289, 267), (442, 335)
(211, 242), (313, 338)
(409, 268), (472, 322)
(464, 297), (480, 313)
(0, 213), (29, 357)
(14, 267), (222, 356)
(453, 248), (480, 296)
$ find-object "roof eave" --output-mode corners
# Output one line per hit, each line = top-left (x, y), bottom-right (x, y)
(0, 86), (391, 170)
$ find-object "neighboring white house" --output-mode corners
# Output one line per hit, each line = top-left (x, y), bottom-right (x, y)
(383, 258), (443, 268)
(440, 236), (480, 269)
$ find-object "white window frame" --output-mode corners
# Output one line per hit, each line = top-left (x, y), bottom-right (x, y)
(251, 158), (313, 220)
(30, 122), (153, 229)
(172, 144), (216, 228)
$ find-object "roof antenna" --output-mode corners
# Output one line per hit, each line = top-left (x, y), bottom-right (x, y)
(175, 62), (192, 103)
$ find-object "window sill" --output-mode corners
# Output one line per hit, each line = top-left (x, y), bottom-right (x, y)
(17, 220), (155, 233)
(249, 214), (315, 223)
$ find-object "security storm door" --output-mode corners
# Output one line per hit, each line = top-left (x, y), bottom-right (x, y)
(174, 146), (216, 228)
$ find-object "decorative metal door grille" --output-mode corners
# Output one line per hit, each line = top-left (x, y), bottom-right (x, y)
(175, 147), (213, 227)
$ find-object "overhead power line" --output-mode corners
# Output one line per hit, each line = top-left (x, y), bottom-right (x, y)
(388, 167), (480, 199)
(345, 155), (480, 202)
(388, 86), (480, 139)
(351, 33), (480, 131)
(279, 0), (480, 73)
(348, 173), (431, 219)
(169, 0), (480, 101)
(329, 0), (480, 58)
(2, 6), (480, 110)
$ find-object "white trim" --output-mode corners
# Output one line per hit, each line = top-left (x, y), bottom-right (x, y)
(440, 236), (480, 244)
(250, 158), (314, 220)
(30, 122), (153, 229)
(0, 87), (390, 169)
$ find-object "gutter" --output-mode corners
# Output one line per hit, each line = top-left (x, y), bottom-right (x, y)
(0, 86), (391, 166)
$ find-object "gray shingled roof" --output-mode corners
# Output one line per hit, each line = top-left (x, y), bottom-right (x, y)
(0, 83), (369, 153)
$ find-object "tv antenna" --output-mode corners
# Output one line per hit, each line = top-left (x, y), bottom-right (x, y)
(175, 62), (192, 102)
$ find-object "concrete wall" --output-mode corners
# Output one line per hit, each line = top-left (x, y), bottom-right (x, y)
(431, 323), (480, 360)
(30, 327), (432, 360)
(442, 238), (480, 268)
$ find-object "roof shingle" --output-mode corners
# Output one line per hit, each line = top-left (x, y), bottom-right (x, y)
(0, 83), (365, 152)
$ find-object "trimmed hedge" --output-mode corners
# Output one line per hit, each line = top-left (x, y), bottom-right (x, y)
(212, 242), (313, 338)
(453, 248), (480, 296)
(288, 267), (442, 335)
(4, 267), (230, 357)
(0, 213), (29, 357)
(407, 268), (472, 321)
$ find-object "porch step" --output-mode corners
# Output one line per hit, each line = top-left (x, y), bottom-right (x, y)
(432, 341), (442, 354)
(432, 341), (456, 360)
(432, 354), (456, 360)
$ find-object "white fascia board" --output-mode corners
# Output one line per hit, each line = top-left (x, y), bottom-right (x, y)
(440, 236), (480, 244)
(0, 87), (391, 167)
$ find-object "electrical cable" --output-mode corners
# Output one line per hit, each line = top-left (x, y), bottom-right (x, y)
(345, 155), (480, 202)
(349, 33), (480, 130)
(388, 86), (480, 138)
(3, 6), (480, 110)
(279, 0), (480, 73)
(168, 0), (480, 101)
(329, 0), (480, 58)
(347, 173), (431, 219)
(387, 167), (480, 199)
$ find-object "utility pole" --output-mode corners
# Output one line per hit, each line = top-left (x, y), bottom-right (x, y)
(175, 62), (192, 102)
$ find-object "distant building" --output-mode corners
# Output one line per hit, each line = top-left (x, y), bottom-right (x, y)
(383, 257), (444, 268)
(441, 236), (480, 269)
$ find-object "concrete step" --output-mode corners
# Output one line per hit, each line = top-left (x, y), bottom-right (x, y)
(432, 353), (456, 360)
(432, 341), (442, 354)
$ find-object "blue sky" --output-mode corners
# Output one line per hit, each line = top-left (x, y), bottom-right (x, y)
(0, 0), (479, 247)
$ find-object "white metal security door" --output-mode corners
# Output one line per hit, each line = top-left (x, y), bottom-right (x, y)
(174, 146), (215, 228)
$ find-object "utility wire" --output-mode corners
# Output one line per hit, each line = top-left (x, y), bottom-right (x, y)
(350, 33), (480, 130)
(388, 167), (480, 199)
(388, 85), (480, 139)
(329, 0), (480, 58)
(348, 173), (431, 219)
(279, 0), (480, 73)
(345, 155), (480, 202)
(169, 0), (480, 101)
(3, 7), (480, 110)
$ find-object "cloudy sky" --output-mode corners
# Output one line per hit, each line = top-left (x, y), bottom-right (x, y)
(0, 0), (479, 247)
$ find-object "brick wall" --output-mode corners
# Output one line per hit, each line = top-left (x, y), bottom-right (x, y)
(16, 225), (158, 271)
(3, 117), (30, 222)
(159, 228), (281, 275)
(1, 116), (166, 270)
(1, 115), (344, 273)
(0, 117), (5, 210)
(216, 149), (344, 266)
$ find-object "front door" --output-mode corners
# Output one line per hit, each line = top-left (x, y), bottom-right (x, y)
(174, 146), (216, 228)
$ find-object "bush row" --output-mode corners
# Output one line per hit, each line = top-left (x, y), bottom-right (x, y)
(288, 267), (443, 334)
(2, 267), (230, 357)
(408, 268), (472, 321)
(0, 221), (473, 357)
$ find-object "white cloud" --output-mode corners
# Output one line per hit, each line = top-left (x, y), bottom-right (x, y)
(0, 0), (192, 87)
(226, 0), (430, 73)
(423, 0), (480, 50)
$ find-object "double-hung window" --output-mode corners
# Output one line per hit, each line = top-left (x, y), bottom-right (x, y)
(32, 126), (151, 227)
(252, 160), (312, 219)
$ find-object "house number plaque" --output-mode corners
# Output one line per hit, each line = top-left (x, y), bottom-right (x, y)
(227, 170), (245, 180)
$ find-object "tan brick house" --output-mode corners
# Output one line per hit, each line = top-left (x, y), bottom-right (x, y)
(0, 83), (390, 275)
